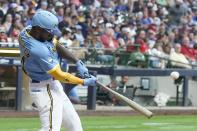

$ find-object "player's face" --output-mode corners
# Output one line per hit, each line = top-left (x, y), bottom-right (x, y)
(39, 28), (54, 42)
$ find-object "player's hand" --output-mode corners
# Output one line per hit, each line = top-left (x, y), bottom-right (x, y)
(83, 75), (97, 86)
(76, 60), (89, 78)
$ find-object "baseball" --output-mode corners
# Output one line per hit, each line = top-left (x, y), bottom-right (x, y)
(170, 71), (180, 80)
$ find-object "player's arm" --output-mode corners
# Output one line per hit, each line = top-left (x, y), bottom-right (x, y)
(47, 64), (97, 86)
(47, 64), (83, 84)
(55, 39), (89, 77)
(56, 42), (78, 63)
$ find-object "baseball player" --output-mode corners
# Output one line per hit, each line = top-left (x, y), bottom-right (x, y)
(18, 10), (97, 131)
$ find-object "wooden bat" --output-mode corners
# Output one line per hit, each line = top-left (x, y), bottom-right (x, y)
(96, 81), (153, 118)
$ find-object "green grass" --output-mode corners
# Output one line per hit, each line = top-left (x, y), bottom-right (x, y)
(0, 115), (197, 131)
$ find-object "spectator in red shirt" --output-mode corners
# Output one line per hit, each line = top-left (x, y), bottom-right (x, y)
(181, 36), (196, 62)
(71, 0), (81, 6)
(97, 28), (119, 63)
(136, 30), (149, 53)
(100, 28), (119, 49)
(0, 27), (8, 42)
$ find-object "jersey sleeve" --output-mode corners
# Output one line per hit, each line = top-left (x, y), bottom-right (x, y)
(31, 48), (59, 72)
(40, 56), (59, 72)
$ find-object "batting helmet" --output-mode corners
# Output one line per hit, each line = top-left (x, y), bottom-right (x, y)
(32, 10), (61, 37)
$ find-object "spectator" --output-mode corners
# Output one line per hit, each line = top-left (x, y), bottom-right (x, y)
(170, 44), (192, 69)
(121, 26), (136, 46)
(58, 15), (70, 31)
(13, 14), (24, 30)
(150, 10), (161, 26)
(59, 27), (73, 48)
(27, 1), (37, 10)
(71, 0), (81, 7)
(149, 43), (168, 68)
(0, 26), (7, 42)
(115, 76), (136, 105)
(0, 9), (4, 23)
(10, 25), (20, 43)
(70, 15), (78, 27)
(116, 76), (129, 93)
(114, 1), (129, 12)
(158, 23), (167, 35)
(55, 4), (64, 22)
(194, 43), (197, 61)
(141, 7), (152, 26)
(81, 0), (94, 6)
(136, 30), (149, 53)
(168, 0), (189, 26)
(181, 36), (196, 62)
(74, 24), (85, 47)
(188, 32), (196, 48)
(25, 8), (36, 26)
(163, 43), (172, 55)
(88, 32), (103, 48)
(94, 0), (101, 8)
(40, 1), (48, 10)
(147, 25), (157, 48)
(98, 27), (119, 63)
(77, 7), (86, 23)
(168, 32), (176, 47)
(97, 79), (118, 105)
(2, 13), (13, 35)
(100, 28), (119, 49)
(133, 0), (144, 13)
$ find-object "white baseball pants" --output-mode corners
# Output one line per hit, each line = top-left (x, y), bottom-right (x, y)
(29, 79), (83, 131)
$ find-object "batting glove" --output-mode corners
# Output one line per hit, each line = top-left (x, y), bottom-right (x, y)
(76, 60), (89, 78)
(84, 75), (97, 87)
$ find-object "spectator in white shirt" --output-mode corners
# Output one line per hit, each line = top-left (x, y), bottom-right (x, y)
(74, 25), (85, 47)
(59, 27), (73, 47)
(170, 43), (192, 69)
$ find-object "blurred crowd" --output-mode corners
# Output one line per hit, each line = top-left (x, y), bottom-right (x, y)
(1, 0), (197, 68)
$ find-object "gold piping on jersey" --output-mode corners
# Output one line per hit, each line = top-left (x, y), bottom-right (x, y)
(52, 37), (58, 47)
(52, 37), (58, 52)
(18, 34), (29, 74)
(47, 84), (53, 131)
(19, 30), (31, 48)
(18, 35), (26, 48)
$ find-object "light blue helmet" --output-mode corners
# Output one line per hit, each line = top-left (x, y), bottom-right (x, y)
(32, 10), (61, 37)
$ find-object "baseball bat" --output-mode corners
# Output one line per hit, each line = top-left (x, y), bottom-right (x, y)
(96, 81), (153, 118)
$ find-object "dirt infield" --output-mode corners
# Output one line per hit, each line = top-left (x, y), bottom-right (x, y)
(0, 106), (197, 117)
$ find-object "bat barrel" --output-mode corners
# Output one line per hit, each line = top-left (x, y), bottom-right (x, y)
(96, 81), (153, 118)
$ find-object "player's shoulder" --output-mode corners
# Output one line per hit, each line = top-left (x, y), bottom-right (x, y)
(19, 26), (48, 57)
(18, 26), (32, 48)
(19, 25), (32, 38)
(19, 26), (44, 47)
